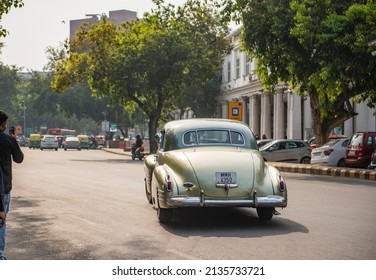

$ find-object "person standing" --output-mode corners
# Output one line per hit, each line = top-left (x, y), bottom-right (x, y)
(0, 110), (24, 260)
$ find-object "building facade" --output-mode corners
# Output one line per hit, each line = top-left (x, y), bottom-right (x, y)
(217, 28), (376, 140)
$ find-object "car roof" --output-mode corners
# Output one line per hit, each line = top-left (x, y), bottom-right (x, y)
(163, 118), (250, 132)
(161, 118), (257, 151)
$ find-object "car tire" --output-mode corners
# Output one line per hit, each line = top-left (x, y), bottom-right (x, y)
(157, 208), (173, 223)
(256, 207), (275, 221)
(300, 156), (311, 164)
(337, 158), (346, 167)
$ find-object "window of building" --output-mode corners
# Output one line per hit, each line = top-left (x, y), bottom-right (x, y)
(245, 54), (250, 75)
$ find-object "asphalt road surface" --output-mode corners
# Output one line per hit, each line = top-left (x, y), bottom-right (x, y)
(5, 147), (376, 260)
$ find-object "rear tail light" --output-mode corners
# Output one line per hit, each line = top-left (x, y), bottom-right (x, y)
(278, 175), (286, 192)
(165, 175), (173, 192)
(324, 149), (334, 155)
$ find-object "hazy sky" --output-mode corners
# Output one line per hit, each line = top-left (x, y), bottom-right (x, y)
(1, 0), (186, 71)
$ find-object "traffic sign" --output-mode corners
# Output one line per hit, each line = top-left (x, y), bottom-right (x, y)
(228, 102), (242, 121)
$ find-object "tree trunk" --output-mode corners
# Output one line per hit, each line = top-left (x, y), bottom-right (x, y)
(309, 91), (356, 147)
(148, 115), (159, 153)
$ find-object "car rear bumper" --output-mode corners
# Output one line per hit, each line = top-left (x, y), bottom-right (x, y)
(167, 193), (287, 208)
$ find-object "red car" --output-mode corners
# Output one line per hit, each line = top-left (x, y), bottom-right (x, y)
(346, 132), (376, 168)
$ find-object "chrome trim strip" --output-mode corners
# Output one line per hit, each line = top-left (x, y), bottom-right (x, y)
(167, 195), (287, 208)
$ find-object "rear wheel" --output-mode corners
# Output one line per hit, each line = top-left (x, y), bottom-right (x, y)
(157, 208), (173, 223)
(256, 207), (275, 221)
(337, 158), (346, 167)
(300, 156), (311, 164)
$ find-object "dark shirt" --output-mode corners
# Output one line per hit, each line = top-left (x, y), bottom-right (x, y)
(0, 132), (24, 196)
(135, 138), (143, 148)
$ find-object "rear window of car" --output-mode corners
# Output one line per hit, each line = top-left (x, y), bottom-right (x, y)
(183, 130), (245, 146)
(44, 136), (55, 141)
(349, 133), (363, 146)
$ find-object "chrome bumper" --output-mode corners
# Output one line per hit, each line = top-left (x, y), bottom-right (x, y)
(167, 193), (287, 208)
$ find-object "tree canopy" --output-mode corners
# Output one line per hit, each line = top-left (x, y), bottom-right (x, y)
(222, 0), (376, 145)
(52, 0), (231, 152)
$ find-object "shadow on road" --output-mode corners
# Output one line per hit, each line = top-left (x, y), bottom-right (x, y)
(6, 196), (97, 260)
(160, 207), (308, 238)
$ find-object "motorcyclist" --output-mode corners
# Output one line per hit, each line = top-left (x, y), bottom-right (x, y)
(90, 137), (97, 149)
(132, 135), (143, 156)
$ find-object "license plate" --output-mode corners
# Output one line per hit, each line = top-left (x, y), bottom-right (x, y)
(215, 172), (237, 184)
(349, 150), (356, 155)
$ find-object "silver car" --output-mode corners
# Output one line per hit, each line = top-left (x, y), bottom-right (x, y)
(40, 135), (59, 151)
(63, 136), (81, 151)
(311, 138), (349, 167)
(260, 139), (311, 163)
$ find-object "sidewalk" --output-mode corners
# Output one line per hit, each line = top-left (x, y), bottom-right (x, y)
(102, 148), (376, 181)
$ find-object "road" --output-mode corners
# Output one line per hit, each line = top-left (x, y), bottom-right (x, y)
(5, 147), (376, 260)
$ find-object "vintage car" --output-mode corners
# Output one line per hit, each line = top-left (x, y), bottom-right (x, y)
(143, 119), (288, 223)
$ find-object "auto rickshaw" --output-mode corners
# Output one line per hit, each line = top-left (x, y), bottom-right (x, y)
(29, 134), (41, 149)
(77, 135), (89, 150)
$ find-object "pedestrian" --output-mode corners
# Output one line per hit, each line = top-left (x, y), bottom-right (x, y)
(0, 110), (24, 260)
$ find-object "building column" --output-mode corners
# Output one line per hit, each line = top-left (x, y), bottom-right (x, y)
(303, 94), (313, 140)
(221, 102), (229, 119)
(249, 94), (260, 137)
(261, 91), (272, 139)
(286, 90), (302, 139)
(273, 89), (285, 139)
(241, 96), (248, 124)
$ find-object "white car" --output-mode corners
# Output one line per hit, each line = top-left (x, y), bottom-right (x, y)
(311, 138), (349, 167)
(40, 135), (59, 151)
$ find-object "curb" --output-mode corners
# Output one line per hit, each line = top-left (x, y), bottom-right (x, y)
(102, 148), (376, 181)
(268, 163), (376, 181)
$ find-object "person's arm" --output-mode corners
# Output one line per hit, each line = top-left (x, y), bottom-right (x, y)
(11, 136), (24, 163)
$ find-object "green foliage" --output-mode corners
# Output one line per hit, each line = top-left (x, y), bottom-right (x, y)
(0, 62), (20, 118)
(0, 0), (23, 37)
(52, 0), (230, 152)
(222, 0), (376, 145)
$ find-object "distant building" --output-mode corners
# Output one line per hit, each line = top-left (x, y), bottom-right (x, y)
(217, 28), (376, 140)
(70, 9), (137, 39)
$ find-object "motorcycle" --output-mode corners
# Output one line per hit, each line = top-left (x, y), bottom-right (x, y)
(131, 144), (144, 160)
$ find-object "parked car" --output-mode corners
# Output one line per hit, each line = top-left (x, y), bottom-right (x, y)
(368, 150), (376, 170)
(308, 135), (348, 149)
(40, 135), (59, 151)
(259, 139), (311, 164)
(346, 132), (376, 168)
(16, 135), (29, 146)
(63, 136), (81, 151)
(143, 119), (288, 223)
(311, 138), (349, 167)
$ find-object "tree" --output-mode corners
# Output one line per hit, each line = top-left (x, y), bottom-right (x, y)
(0, 0), (23, 37)
(0, 62), (20, 118)
(52, 0), (230, 152)
(222, 0), (376, 145)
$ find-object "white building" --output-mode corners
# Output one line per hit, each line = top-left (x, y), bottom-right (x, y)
(217, 28), (376, 140)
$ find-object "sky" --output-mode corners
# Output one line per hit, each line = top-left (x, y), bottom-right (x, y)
(0, 0), (186, 71)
